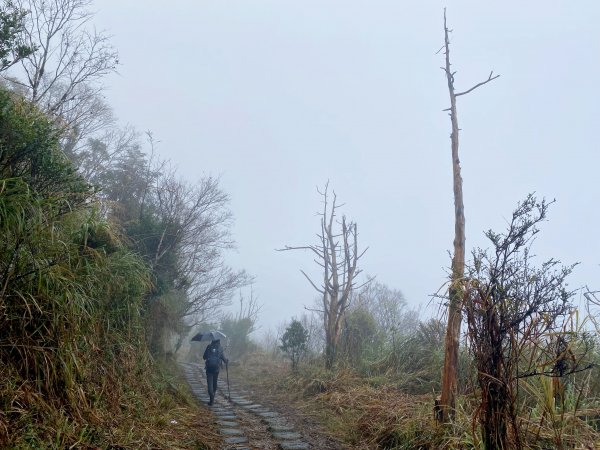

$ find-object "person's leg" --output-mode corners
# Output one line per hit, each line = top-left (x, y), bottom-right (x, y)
(206, 371), (215, 405)
(213, 371), (219, 397)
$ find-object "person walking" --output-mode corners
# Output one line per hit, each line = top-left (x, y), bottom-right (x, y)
(203, 339), (228, 405)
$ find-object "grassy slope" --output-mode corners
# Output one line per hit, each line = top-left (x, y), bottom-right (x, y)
(0, 89), (219, 449)
(3, 356), (220, 449)
(233, 353), (600, 450)
(231, 354), (444, 450)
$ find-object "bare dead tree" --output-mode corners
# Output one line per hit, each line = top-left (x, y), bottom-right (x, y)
(4, 0), (118, 143)
(278, 183), (370, 369)
(438, 8), (500, 422)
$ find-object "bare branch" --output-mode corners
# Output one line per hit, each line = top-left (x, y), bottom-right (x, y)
(300, 270), (325, 294)
(276, 245), (324, 259)
(455, 71), (500, 97)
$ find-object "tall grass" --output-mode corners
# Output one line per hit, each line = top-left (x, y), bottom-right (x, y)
(246, 328), (600, 449)
(0, 88), (212, 448)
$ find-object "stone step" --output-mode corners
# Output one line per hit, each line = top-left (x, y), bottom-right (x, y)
(250, 408), (270, 414)
(273, 431), (302, 440)
(268, 424), (295, 432)
(241, 404), (262, 410)
(215, 415), (237, 421)
(182, 365), (310, 449)
(263, 416), (285, 424)
(278, 442), (309, 450)
(220, 428), (244, 436)
(258, 411), (280, 419)
(216, 420), (239, 427)
(224, 436), (249, 445)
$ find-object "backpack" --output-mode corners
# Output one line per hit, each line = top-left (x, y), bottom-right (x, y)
(206, 346), (220, 372)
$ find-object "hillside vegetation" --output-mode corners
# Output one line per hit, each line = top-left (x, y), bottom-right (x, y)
(2, 1), (600, 449)
(0, 88), (219, 448)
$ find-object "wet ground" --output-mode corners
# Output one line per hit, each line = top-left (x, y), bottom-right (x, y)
(181, 362), (331, 450)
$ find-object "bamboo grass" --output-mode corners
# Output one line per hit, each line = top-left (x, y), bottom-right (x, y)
(0, 88), (214, 448)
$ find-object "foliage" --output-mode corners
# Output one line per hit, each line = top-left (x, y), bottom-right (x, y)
(0, 87), (212, 448)
(220, 291), (260, 360)
(221, 316), (256, 360)
(464, 195), (591, 449)
(369, 318), (447, 392)
(299, 310), (325, 357)
(354, 280), (416, 347)
(280, 319), (309, 371)
(0, 0), (34, 72)
(87, 135), (248, 355)
(339, 307), (381, 368)
(340, 281), (418, 372)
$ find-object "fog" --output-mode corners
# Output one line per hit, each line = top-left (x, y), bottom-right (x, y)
(96, 1), (600, 332)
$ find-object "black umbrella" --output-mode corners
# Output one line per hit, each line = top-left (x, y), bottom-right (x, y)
(190, 330), (227, 342)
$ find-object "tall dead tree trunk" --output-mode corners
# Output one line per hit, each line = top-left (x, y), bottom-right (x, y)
(279, 183), (369, 369)
(438, 9), (499, 422)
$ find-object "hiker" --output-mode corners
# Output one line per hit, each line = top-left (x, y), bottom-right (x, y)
(203, 339), (228, 405)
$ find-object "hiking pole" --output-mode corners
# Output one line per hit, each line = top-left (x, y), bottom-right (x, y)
(226, 361), (231, 401)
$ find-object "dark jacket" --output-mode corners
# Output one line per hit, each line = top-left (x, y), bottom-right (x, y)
(203, 342), (227, 373)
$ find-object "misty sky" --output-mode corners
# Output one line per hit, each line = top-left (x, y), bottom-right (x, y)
(95, 1), (600, 333)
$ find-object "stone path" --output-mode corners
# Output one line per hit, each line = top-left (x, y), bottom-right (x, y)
(181, 362), (311, 450)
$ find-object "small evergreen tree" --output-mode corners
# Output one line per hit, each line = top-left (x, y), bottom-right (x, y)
(280, 319), (309, 371)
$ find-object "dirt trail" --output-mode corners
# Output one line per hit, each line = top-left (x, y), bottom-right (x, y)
(181, 362), (338, 450)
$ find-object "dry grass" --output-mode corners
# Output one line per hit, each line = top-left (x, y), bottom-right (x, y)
(1, 354), (220, 449)
(0, 87), (220, 449)
(233, 352), (600, 450)
(232, 353), (446, 449)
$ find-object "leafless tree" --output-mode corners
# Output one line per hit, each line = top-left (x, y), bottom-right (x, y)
(231, 285), (262, 325)
(147, 170), (248, 354)
(56, 83), (115, 154)
(4, 0), (118, 143)
(438, 8), (499, 422)
(279, 183), (370, 369)
(150, 169), (248, 321)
